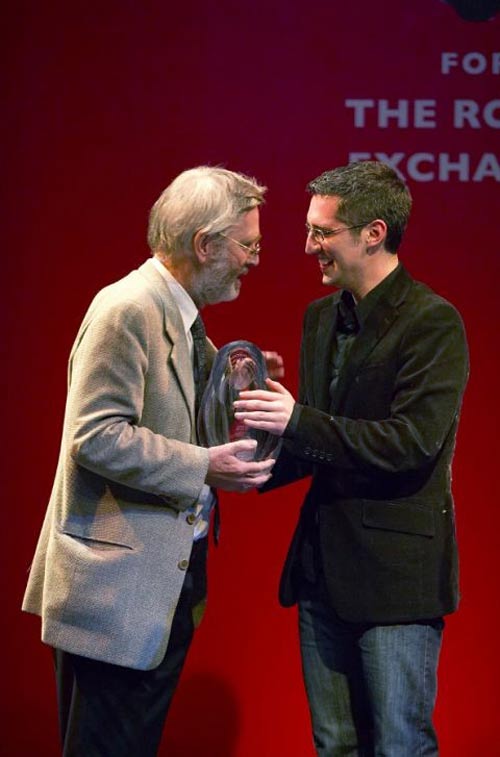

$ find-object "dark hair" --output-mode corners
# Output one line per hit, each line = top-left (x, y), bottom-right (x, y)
(307, 161), (412, 253)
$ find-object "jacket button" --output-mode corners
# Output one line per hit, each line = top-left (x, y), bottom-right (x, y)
(178, 559), (189, 571)
(186, 513), (196, 525)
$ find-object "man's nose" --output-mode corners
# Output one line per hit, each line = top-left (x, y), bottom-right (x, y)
(247, 253), (260, 267)
(305, 234), (321, 256)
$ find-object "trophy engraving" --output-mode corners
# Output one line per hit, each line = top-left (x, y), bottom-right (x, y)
(198, 340), (280, 461)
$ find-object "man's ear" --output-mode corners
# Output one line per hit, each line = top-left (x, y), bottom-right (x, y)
(193, 230), (212, 263)
(365, 219), (387, 251)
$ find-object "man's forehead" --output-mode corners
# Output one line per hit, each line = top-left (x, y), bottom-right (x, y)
(230, 206), (260, 234)
(307, 194), (340, 223)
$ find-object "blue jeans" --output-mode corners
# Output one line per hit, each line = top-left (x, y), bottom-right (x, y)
(298, 597), (444, 756)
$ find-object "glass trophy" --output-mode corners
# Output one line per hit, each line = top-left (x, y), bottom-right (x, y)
(198, 340), (281, 461)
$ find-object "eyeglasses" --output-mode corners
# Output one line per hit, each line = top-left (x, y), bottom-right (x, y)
(219, 232), (261, 258)
(305, 222), (371, 243)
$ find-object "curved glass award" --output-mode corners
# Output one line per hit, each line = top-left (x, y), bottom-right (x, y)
(197, 340), (281, 461)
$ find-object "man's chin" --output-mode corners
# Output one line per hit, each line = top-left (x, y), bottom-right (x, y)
(321, 273), (337, 287)
(213, 282), (240, 304)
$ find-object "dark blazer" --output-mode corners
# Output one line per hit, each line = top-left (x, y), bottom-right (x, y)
(272, 265), (469, 624)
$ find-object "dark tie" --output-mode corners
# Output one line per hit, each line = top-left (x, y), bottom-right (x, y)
(191, 313), (221, 544)
(191, 313), (208, 416)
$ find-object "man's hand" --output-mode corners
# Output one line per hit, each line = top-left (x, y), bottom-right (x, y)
(262, 351), (285, 380)
(205, 439), (275, 492)
(233, 378), (295, 437)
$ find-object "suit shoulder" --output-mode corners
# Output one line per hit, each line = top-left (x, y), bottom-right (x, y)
(402, 280), (468, 356)
(72, 269), (168, 346)
(409, 279), (465, 324)
(88, 267), (163, 316)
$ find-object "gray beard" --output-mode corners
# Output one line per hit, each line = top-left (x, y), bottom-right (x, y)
(193, 258), (240, 307)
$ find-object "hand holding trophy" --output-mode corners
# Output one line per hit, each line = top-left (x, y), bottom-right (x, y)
(198, 341), (281, 462)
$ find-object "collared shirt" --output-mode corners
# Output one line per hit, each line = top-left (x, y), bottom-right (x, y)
(152, 256), (214, 540)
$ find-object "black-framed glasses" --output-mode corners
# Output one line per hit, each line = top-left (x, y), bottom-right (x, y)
(305, 222), (371, 243)
(219, 232), (261, 257)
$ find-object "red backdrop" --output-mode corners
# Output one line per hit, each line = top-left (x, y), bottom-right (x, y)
(3, 1), (499, 754)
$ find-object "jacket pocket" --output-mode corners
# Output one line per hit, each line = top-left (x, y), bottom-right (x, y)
(362, 500), (435, 537)
(59, 524), (138, 551)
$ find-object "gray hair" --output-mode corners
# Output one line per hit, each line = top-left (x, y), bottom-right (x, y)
(307, 161), (412, 253)
(148, 166), (267, 258)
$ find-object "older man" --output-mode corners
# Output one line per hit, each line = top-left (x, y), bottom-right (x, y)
(23, 166), (278, 756)
(234, 161), (469, 755)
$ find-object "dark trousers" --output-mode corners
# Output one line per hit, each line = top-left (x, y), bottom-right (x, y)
(53, 538), (208, 757)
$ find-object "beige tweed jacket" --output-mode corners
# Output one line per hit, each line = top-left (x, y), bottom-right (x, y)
(22, 259), (213, 670)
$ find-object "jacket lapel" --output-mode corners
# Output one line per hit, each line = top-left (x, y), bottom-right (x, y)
(138, 260), (196, 424)
(331, 266), (413, 413)
(310, 296), (339, 411)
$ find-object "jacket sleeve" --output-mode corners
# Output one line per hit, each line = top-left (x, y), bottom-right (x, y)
(66, 297), (209, 509)
(283, 297), (469, 475)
